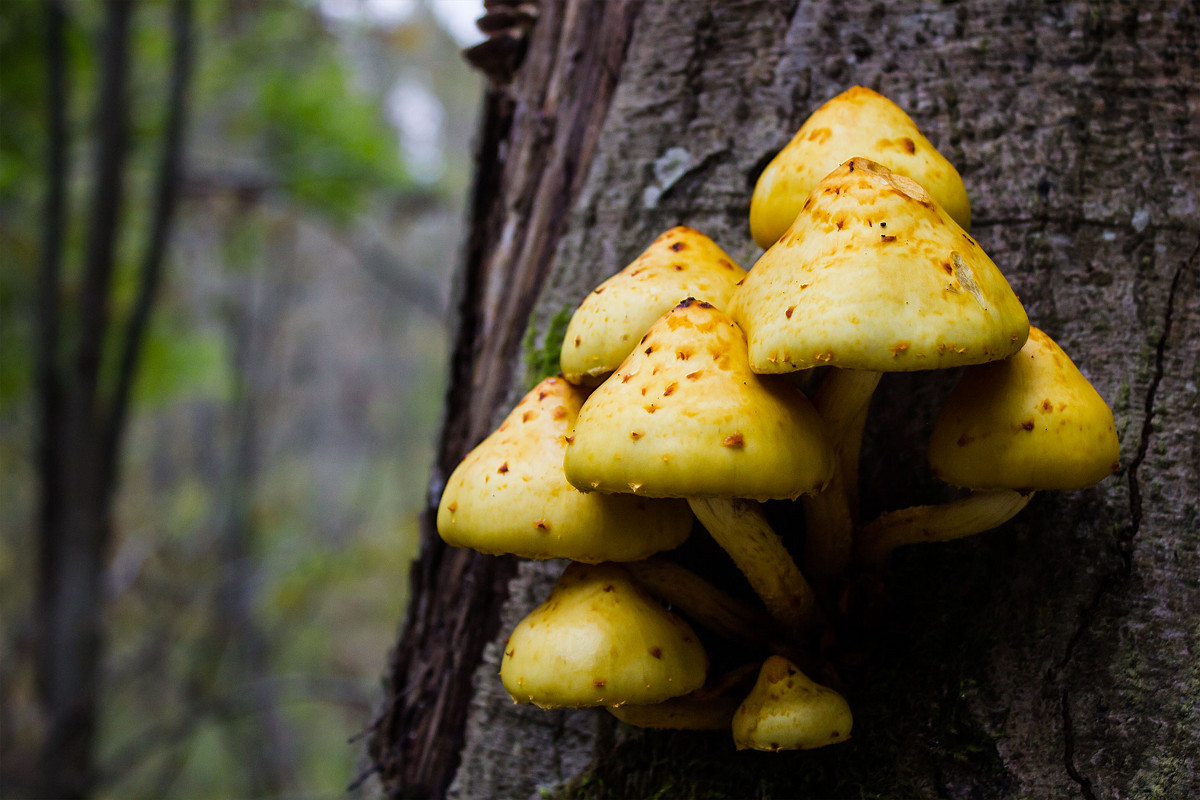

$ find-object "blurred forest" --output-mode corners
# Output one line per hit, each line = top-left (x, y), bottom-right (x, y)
(0, 0), (481, 796)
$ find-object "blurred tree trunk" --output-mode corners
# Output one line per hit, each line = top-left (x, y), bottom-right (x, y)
(369, 0), (1199, 797)
(33, 1), (193, 796)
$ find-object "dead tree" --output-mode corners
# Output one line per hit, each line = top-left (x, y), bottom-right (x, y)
(369, 1), (1199, 797)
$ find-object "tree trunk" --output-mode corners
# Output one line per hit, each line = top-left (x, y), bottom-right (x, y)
(369, 1), (1200, 797)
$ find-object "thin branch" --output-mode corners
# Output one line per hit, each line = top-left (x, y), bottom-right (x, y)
(34, 0), (70, 700)
(102, 0), (195, 495)
(73, 0), (134, 428)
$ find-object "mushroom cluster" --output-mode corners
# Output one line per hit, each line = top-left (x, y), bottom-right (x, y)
(435, 86), (1119, 752)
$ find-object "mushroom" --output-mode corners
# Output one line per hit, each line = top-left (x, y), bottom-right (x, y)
(437, 376), (691, 563)
(561, 226), (746, 386)
(564, 299), (834, 639)
(731, 655), (853, 751)
(730, 157), (1029, 583)
(500, 562), (708, 709)
(855, 327), (1121, 568)
(750, 85), (971, 249)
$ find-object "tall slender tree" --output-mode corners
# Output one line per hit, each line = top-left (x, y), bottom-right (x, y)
(33, 1), (194, 795)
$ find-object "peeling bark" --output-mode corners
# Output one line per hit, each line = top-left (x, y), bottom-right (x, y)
(369, 1), (1200, 797)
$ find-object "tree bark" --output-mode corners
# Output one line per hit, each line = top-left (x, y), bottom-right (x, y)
(370, 1), (1200, 797)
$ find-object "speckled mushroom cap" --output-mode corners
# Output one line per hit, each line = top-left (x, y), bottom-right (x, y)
(928, 327), (1120, 491)
(731, 158), (1028, 374)
(731, 655), (853, 751)
(749, 85), (971, 249)
(563, 299), (834, 502)
(436, 377), (691, 562)
(500, 562), (708, 709)
(560, 226), (746, 385)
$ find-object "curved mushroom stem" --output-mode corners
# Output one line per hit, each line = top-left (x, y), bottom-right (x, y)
(854, 489), (1035, 570)
(687, 497), (817, 641)
(804, 369), (882, 584)
(607, 662), (760, 730)
(625, 559), (775, 647)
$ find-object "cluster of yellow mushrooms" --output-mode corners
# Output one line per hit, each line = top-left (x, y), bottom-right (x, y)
(436, 87), (1120, 752)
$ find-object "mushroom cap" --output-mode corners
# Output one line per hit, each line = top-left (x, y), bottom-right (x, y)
(750, 85), (971, 249)
(731, 158), (1028, 374)
(561, 226), (746, 385)
(563, 300), (834, 502)
(731, 655), (853, 751)
(500, 562), (708, 709)
(928, 327), (1120, 490)
(436, 377), (692, 562)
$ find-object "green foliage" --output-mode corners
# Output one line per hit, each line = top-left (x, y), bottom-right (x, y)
(524, 305), (574, 388)
(196, 4), (410, 223)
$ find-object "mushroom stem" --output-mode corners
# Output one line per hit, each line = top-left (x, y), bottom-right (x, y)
(854, 489), (1035, 570)
(607, 662), (759, 730)
(813, 368), (882, 445)
(625, 559), (775, 647)
(803, 369), (881, 583)
(800, 468), (855, 589)
(687, 497), (817, 641)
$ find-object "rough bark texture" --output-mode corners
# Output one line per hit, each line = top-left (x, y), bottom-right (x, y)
(372, 1), (1199, 797)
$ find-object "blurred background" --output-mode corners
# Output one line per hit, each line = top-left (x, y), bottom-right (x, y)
(0, 0), (483, 796)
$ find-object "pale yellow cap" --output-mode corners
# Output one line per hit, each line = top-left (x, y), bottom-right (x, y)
(500, 562), (708, 708)
(436, 377), (691, 562)
(731, 656), (853, 751)
(750, 86), (970, 249)
(561, 226), (746, 385)
(929, 327), (1121, 490)
(563, 300), (833, 502)
(732, 158), (1028, 374)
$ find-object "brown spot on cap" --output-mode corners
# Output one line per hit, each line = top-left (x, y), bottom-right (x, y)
(522, 410), (536, 422)
(644, 403), (658, 413)
(534, 520), (550, 530)
(663, 382), (678, 396)
(564, 435), (575, 444)
(685, 370), (703, 380)
(553, 406), (567, 419)
(593, 286), (605, 294)
(498, 462), (509, 473)
(593, 679), (607, 688)
(670, 241), (686, 252)
(941, 261), (953, 275)
(1041, 399), (1054, 412)
(1021, 420), (1035, 431)
(722, 433), (745, 448)
(957, 434), (974, 447)
(447, 502), (457, 512)
(603, 584), (615, 592)
(881, 234), (897, 243)
(649, 646), (663, 659)
(902, 136), (916, 154)
(676, 348), (693, 360)
(630, 431), (643, 440)
(672, 263), (685, 271)
(785, 306), (795, 319)
(889, 342), (910, 356)
(574, 336), (581, 347)
(644, 345), (655, 355)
